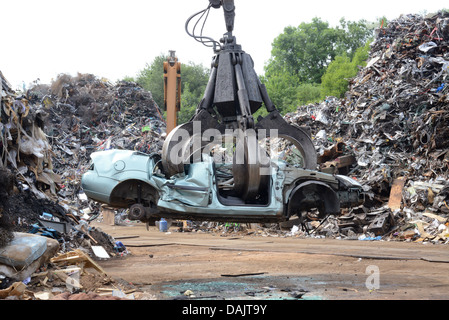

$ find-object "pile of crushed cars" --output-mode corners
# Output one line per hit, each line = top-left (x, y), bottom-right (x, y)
(284, 11), (449, 243)
(1, 71), (164, 299)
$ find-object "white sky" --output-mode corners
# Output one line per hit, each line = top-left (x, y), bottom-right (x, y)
(1, 0), (448, 89)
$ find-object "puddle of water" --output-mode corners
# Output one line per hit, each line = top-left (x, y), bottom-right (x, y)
(157, 275), (324, 300)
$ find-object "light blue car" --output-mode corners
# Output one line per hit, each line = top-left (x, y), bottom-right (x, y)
(81, 149), (364, 226)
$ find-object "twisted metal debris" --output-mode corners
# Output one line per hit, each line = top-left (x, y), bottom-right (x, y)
(286, 11), (449, 242)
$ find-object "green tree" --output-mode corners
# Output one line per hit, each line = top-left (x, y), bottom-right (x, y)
(262, 17), (373, 111)
(321, 41), (370, 98)
(352, 41), (370, 67)
(265, 17), (372, 85)
(122, 76), (136, 82)
(178, 84), (199, 124)
(336, 18), (372, 59)
(320, 55), (356, 98)
(181, 62), (209, 99)
(260, 71), (302, 114)
(260, 74), (321, 115)
(135, 54), (166, 109)
(177, 62), (210, 124)
(266, 18), (338, 84)
(297, 83), (322, 106)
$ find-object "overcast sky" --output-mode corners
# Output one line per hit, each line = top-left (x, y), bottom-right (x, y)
(1, 0), (448, 89)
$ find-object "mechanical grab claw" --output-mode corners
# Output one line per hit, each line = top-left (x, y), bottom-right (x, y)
(161, 0), (317, 202)
(81, 1), (364, 228)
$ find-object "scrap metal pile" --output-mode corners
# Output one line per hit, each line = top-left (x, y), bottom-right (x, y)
(285, 11), (449, 242)
(1, 71), (165, 253)
(1, 71), (165, 299)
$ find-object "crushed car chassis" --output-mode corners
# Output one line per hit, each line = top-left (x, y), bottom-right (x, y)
(82, 149), (364, 224)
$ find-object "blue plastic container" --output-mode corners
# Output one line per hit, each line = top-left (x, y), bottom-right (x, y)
(159, 218), (168, 232)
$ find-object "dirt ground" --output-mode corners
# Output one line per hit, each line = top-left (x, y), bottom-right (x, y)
(90, 220), (449, 300)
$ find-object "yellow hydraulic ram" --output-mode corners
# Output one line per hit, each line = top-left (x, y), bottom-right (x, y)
(163, 50), (181, 134)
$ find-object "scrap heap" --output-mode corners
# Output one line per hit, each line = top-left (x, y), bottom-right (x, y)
(1, 71), (165, 253)
(1, 71), (164, 299)
(286, 11), (449, 242)
(27, 73), (165, 209)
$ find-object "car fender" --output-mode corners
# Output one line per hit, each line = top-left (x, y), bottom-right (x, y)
(287, 180), (340, 219)
(109, 178), (159, 208)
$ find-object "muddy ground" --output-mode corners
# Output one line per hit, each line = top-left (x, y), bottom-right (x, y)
(90, 220), (449, 301)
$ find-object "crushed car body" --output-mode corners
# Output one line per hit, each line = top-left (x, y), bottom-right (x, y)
(81, 149), (364, 224)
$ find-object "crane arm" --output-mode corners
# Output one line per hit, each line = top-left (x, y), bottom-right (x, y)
(209, 0), (235, 33)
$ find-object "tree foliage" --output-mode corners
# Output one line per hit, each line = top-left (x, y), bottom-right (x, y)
(337, 18), (372, 59)
(262, 17), (374, 113)
(178, 84), (200, 124)
(320, 55), (355, 98)
(266, 17), (372, 85)
(321, 41), (370, 98)
(133, 54), (166, 111)
(266, 18), (336, 84)
(260, 73), (321, 115)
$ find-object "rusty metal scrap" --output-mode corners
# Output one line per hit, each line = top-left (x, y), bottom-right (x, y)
(1, 71), (165, 255)
(285, 11), (449, 242)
